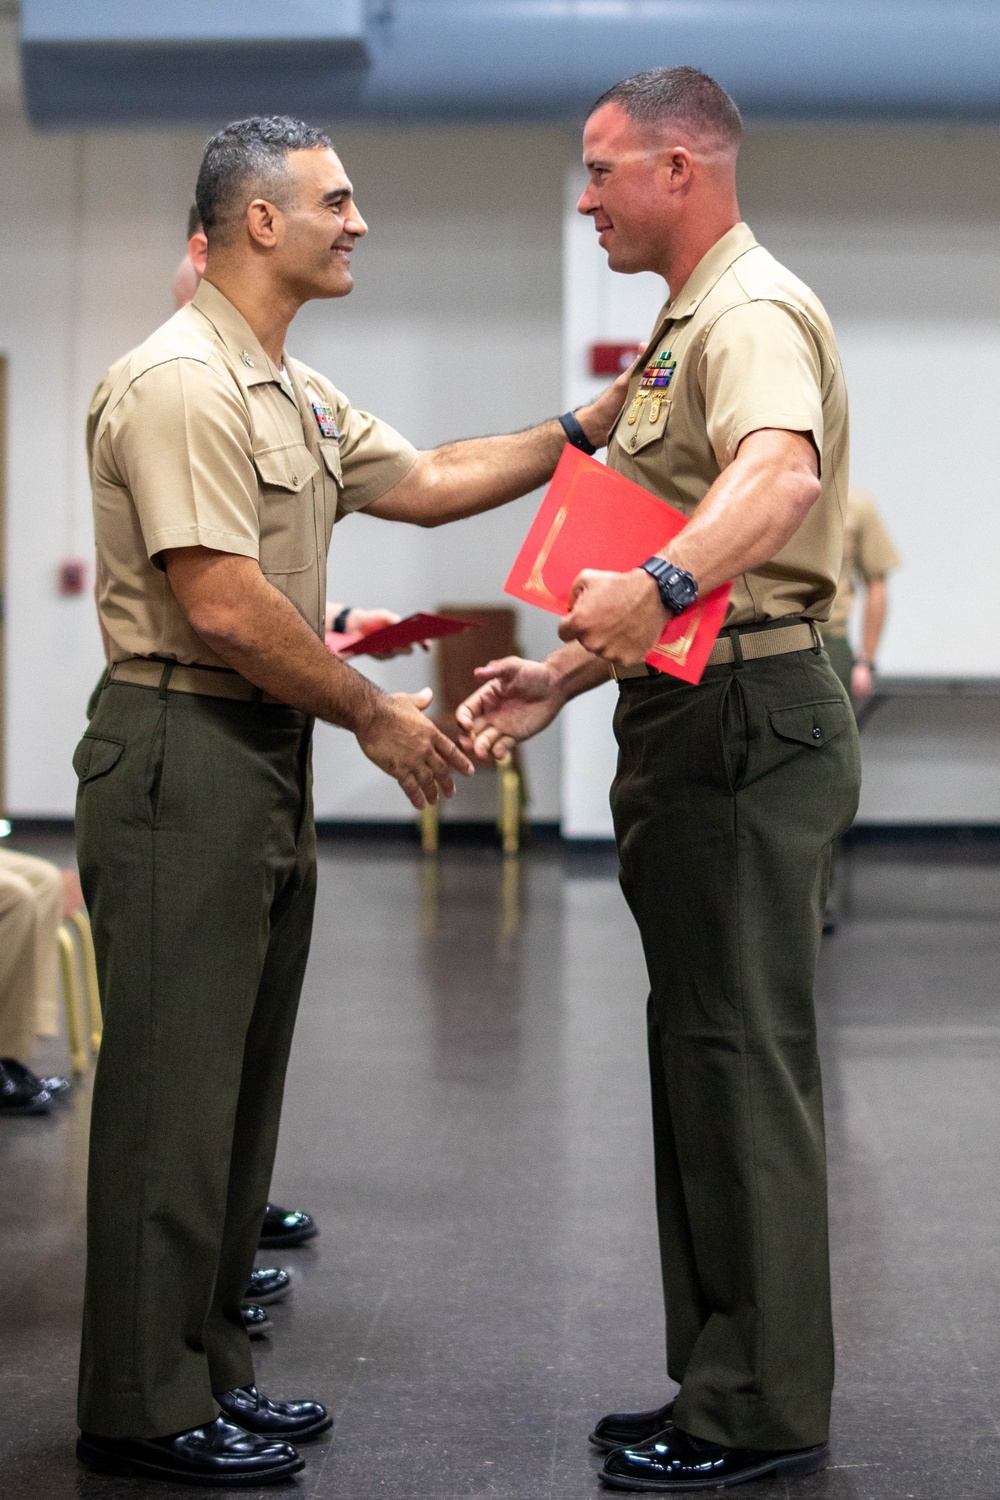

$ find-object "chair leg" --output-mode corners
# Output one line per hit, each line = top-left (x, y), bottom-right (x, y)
(57, 924), (88, 1077)
(420, 799), (439, 854)
(69, 908), (102, 1054)
(497, 756), (521, 856)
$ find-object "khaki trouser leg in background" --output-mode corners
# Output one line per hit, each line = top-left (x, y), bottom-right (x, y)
(610, 645), (861, 1453)
(74, 680), (316, 1439)
(0, 848), (63, 1055)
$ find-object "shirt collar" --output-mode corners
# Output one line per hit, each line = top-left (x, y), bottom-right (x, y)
(660, 221), (759, 324)
(190, 279), (290, 394)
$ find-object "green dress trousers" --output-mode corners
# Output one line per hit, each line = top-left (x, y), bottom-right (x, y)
(74, 676), (316, 1439)
(610, 640), (860, 1452)
(823, 633), (855, 700)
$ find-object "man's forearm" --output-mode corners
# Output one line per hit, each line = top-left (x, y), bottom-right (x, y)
(546, 641), (614, 701)
(163, 549), (381, 730)
(860, 578), (888, 662)
(369, 419), (567, 527)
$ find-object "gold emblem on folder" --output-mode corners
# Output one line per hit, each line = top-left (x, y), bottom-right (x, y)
(524, 504), (569, 606)
(646, 602), (705, 669)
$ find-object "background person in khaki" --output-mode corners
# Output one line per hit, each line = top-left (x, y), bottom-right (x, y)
(76, 115), (626, 1486)
(458, 68), (860, 1493)
(824, 487), (901, 702)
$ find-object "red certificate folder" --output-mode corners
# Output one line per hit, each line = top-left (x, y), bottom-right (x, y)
(325, 611), (473, 658)
(505, 448), (731, 685)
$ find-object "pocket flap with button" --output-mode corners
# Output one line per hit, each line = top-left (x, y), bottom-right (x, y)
(73, 735), (124, 782)
(618, 398), (671, 457)
(318, 438), (343, 485)
(252, 443), (319, 493)
(769, 698), (848, 748)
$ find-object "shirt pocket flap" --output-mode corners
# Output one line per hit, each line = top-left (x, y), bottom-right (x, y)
(73, 735), (124, 782)
(252, 443), (319, 493)
(769, 697), (849, 748)
(318, 439), (343, 485)
(618, 399), (671, 457)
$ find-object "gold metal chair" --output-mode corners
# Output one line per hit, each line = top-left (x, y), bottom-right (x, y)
(419, 606), (526, 855)
(57, 909), (101, 1076)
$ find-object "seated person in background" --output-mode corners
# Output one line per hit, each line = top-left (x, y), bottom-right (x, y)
(824, 487), (900, 706)
(0, 848), (82, 1113)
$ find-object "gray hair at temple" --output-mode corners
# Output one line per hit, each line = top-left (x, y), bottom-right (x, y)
(590, 66), (742, 156)
(195, 114), (334, 247)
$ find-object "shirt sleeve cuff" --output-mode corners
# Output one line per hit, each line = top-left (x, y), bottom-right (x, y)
(144, 526), (260, 569)
(718, 413), (824, 472)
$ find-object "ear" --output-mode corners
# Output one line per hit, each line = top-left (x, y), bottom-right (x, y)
(245, 199), (283, 249)
(188, 231), (208, 276)
(664, 146), (694, 187)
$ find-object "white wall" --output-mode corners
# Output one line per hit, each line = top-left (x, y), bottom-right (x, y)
(0, 110), (575, 818)
(561, 129), (1000, 836)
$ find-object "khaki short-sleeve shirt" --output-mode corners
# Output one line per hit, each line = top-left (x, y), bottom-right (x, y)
(607, 223), (849, 627)
(826, 487), (901, 636)
(90, 279), (417, 667)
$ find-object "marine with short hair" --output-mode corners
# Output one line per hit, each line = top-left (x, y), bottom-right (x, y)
(458, 66), (861, 1492)
(75, 114), (626, 1485)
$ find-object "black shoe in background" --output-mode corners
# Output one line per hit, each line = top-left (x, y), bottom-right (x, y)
(600, 1427), (829, 1491)
(77, 1416), (304, 1484)
(242, 1304), (273, 1338)
(243, 1266), (293, 1306)
(589, 1401), (676, 1453)
(0, 1060), (52, 1115)
(1, 1056), (71, 1099)
(215, 1385), (332, 1442)
(259, 1203), (318, 1249)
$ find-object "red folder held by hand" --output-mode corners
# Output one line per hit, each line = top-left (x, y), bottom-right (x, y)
(505, 448), (731, 685)
(326, 611), (473, 658)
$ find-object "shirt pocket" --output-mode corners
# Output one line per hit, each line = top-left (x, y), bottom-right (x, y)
(252, 442), (320, 575)
(616, 397), (671, 459)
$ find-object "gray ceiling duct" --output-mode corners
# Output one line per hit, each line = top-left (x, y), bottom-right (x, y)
(21, 1), (1000, 129)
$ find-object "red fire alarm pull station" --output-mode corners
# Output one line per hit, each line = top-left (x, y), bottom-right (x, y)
(589, 342), (644, 376)
(58, 559), (88, 596)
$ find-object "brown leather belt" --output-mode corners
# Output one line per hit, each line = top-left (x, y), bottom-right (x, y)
(109, 657), (287, 705)
(612, 620), (821, 680)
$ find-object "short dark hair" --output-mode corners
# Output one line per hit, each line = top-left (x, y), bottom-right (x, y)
(187, 203), (202, 240)
(590, 66), (741, 153)
(195, 115), (334, 245)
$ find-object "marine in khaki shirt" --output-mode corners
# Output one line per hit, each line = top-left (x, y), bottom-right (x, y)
(607, 220), (848, 627)
(74, 116), (628, 1475)
(825, 486), (900, 700)
(458, 68), (861, 1483)
(90, 278), (416, 667)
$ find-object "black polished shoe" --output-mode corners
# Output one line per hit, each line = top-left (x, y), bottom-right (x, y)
(0, 1061), (52, 1115)
(242, 1304), (273, 1338)
(243, 1266), (293, 1307)
(259, 1203), (318, 1249)
(216, 1385), (332, 1443)
(590, 1401), (676, 1453)
(77, 1415), (304, 1485)
(601, 1427), (829, 1491)
(1, 1056), (70, 1098)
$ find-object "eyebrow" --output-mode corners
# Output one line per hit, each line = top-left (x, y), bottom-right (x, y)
(321, 187), (352, 204)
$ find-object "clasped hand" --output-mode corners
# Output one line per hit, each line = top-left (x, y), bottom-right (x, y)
(558, 567), (667, 666)
(356, 687), (473, 810)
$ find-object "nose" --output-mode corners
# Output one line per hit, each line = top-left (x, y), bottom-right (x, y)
(577, 183), (598, 216)
(348, 204), (368, 238)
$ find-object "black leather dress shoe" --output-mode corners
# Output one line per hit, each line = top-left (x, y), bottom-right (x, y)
(0, 1061), (52, 1115)
(243, 1266), (293, 1306)
(216, 1385), (332, 1442)
(242, 1304), (273, 1338)
(77, 1415), (304, 1485)
(259, 1203), (318, 1249)
(589, 1401), (676, 1453)
(601, 1427), (829, 1491)
(1, 1057), (71, 1098)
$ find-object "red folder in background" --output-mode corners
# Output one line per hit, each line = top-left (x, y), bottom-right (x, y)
(505, 448), (731, 685)
(326, 611), (473, 659)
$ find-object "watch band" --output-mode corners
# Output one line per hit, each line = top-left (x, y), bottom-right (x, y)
(558, 410), (597, 456)
(331, 606), (352, 634)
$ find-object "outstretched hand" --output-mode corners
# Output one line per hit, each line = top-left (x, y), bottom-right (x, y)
(357, 687), (474, 808)
(455, 656), (564, 762)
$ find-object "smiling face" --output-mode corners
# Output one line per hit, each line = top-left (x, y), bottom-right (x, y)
(578, 103), (693, 278)
(259, 146), (368, 302)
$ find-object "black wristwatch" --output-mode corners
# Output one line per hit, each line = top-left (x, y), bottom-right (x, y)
(558, 410), (597, 455)
(639, 557), (698, 616)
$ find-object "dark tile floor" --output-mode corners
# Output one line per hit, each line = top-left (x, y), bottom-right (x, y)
(2, 834), (999, 1500)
